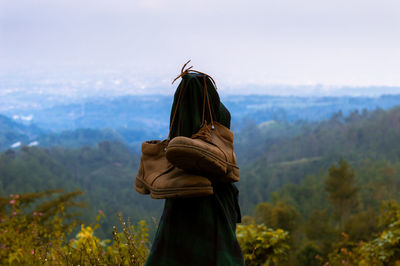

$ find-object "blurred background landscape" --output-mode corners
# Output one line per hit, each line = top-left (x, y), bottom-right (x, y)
(1, 0), (400, 264)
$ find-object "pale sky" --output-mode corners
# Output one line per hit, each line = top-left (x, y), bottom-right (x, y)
(1, 0), (400, 89)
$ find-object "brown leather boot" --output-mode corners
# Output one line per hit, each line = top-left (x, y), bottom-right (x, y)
(135, 140), (214, 199)
(166, 122), (240, 183)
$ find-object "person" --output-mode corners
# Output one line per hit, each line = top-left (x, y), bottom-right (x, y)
(144, 70), (244, 266)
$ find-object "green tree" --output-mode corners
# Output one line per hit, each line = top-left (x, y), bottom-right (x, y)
(344, 208), (380, 241)
(304, 209), (337, 255)
(325, 159), (359, 229)
(254, 200), (300, 233)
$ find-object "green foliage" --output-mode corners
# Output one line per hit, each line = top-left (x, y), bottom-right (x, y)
(278, 174), (328, 218)
(244, 200), (400, 265)
(296, 243), (323, 266)
(357, 201), (400, 265)
(254, 201), (300, 233)
(236, 223), (290, 266)
(304, 209), (335, 241)
(325, 232), (361, 266)
(326, 202), (400, 266)
(0, 191), (150, 265)
(253, 158), (400, 264)
(358, 227), (400, 265)
(304, 209), (337, 255)
(325, 159), (359, 228)
(344, 209), (380, 241)
(0, 190), (82, 264)
(110, 214), (150, 265)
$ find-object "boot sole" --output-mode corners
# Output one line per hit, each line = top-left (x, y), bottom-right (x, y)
(135, 178), (213, 199)
(166, 143), (229, 176)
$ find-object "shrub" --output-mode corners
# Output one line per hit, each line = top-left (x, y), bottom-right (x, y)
(236, 223), (290, 265)
(0, 190), (149, 265)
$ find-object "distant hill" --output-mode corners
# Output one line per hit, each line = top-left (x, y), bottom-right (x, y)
(4, 94), (400, 134)
(2, 94), (400, 153)
(39, 128), (125, 149)
(0, 114), (151, 152)
(6, 96), (173, 135)
(0, 114), (43, 150)
(0, 115), (131, 152)
(223, 94), (400, 130)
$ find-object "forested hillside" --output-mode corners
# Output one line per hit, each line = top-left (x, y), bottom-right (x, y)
(237, 107), (400, 212)
(231, 107), (400, 264)
(0, 142), (162, 237)
(2, 106), (400, 236)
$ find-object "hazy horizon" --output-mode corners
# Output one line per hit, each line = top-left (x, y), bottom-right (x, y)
(2, 68), (400, 98)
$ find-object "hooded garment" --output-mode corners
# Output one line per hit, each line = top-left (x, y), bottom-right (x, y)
(144, 73), (244, 266)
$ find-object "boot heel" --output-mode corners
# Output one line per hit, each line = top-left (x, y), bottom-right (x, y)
(135, 179), (150, 194)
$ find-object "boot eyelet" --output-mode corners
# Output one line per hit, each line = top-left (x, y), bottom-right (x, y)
(211, 125), (215, 130)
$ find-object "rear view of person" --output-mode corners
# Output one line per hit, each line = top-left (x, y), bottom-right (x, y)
(136, 63), (244, 266)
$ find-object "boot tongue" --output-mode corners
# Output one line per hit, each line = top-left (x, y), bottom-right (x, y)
(191, 122), (212, 143)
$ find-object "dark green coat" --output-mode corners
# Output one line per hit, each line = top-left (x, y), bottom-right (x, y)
(144, 73), (244, 266)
